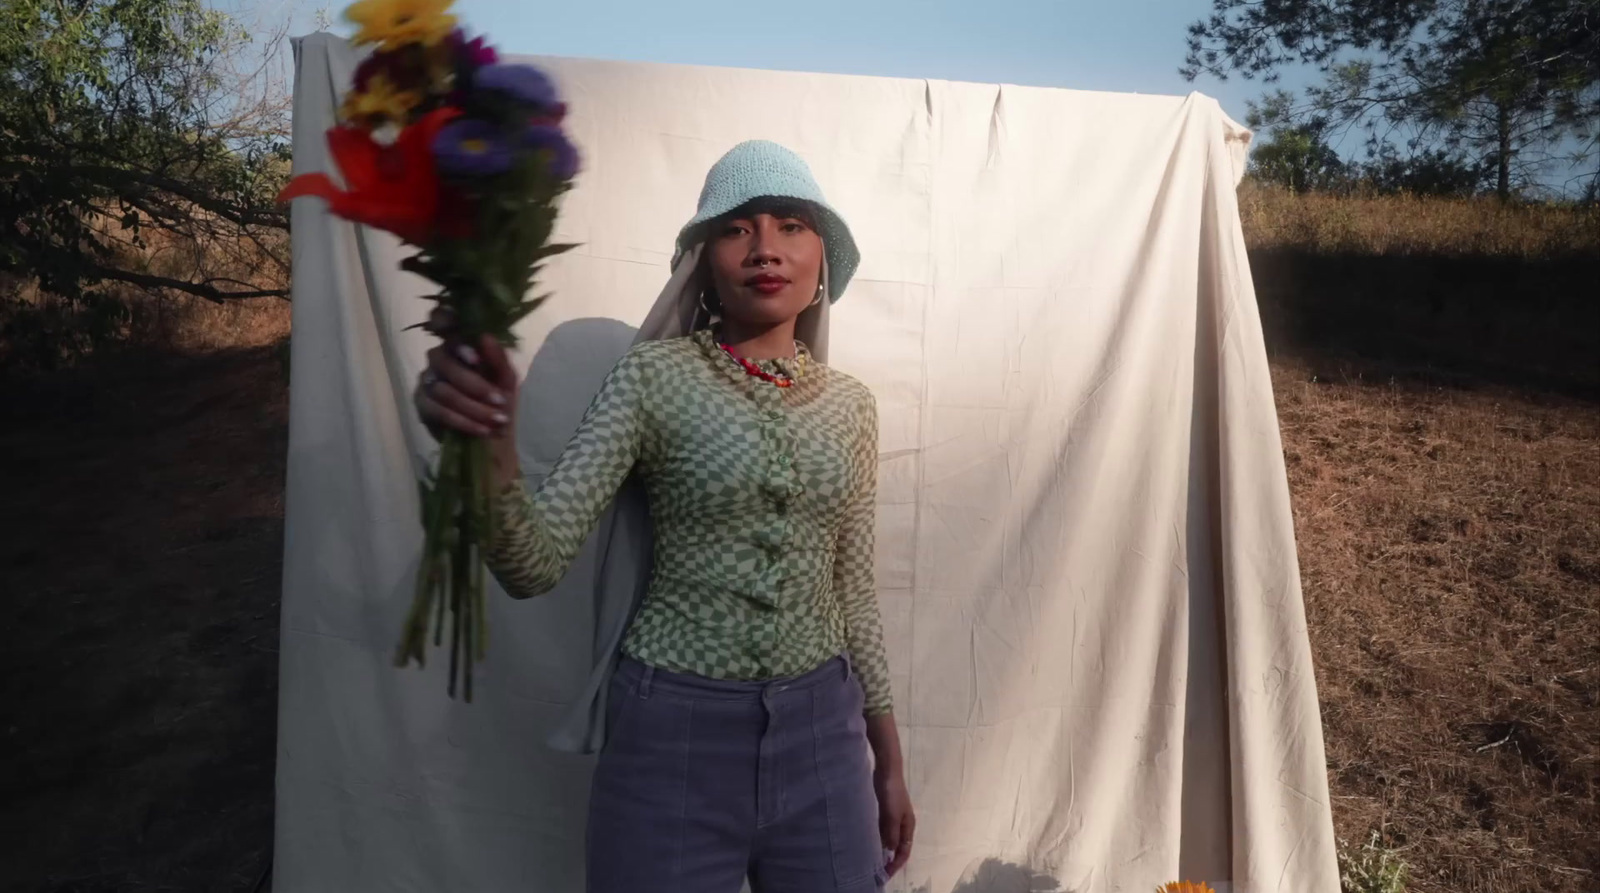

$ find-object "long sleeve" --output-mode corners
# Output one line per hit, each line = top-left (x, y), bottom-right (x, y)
(835, 393), (893, 715)
(485, 346), (650, 599)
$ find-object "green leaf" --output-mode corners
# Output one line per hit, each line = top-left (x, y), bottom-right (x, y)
(536, 242), (580, 259)
(505, 295), (549, 326)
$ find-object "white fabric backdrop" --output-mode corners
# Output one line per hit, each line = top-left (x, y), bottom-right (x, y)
(276, 32), (1338, 893)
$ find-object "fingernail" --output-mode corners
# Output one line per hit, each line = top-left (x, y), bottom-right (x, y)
(491, 412), (509, 425)
(457, 344), (480, 365)
(487, 391), (506, 406)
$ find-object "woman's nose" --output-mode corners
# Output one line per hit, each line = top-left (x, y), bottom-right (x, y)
(747, 236), (780, 267)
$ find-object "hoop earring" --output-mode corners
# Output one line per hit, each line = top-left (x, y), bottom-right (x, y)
(813, 252), (830, 307)
(699, 288), (721, 320)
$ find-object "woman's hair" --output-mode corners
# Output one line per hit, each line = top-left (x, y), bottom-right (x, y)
(684, 197), (821, 247)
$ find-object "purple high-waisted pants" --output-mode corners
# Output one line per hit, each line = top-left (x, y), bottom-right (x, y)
(585, 655), (887, 893)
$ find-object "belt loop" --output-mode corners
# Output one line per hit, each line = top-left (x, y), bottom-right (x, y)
(639, 665), (655, 699)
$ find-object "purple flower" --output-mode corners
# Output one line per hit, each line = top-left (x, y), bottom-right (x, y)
(461, 35), (498, 67)
(473, 63), (558, 109)
(441, 29), (498, 68)
(521, 124), (580, 181)
(433, 118), (514, 177)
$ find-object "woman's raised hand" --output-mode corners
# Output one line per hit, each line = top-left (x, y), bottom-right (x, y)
(413, 307), (519, 442)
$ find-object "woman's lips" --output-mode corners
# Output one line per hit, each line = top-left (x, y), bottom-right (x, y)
(744, 273), (789, 295)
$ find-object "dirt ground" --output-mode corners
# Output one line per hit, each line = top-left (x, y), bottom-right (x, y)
(1276, 354), (1600, 893)
(1, 346), (287, 892)
(1, 303), (1597, 891)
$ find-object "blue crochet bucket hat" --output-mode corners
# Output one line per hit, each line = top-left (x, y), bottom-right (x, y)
(674, 140), (860, 302)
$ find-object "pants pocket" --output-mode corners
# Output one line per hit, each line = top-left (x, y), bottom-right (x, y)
(816, 679), (882, 888)
(602, 670), (641, 746)
(588, 674), (692, 891)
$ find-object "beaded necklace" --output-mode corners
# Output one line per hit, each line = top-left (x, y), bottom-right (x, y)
(715, 339), (808, 388)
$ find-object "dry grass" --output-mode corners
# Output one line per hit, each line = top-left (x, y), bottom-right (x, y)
(116, 216), (292, 354)
(0, 283), (290, 374)
(1240, 181), (1600, 258)
(1, 210), (290, 372)
(1277, 358), (1600, 893)
(1247, 185), (1600, 892)
(120, 290), (292, 354)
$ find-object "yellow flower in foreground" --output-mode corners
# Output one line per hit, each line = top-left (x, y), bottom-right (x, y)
(1158, 883), (1216, 893)
(344, 0), (457, 50)
(340, 73), (423, 125)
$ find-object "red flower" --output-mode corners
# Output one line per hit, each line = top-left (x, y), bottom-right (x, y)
(278, 107), (461, 245)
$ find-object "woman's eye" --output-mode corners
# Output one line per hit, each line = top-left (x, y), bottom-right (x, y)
(781, 221), (806, 233)
(721, 224), (749, 237)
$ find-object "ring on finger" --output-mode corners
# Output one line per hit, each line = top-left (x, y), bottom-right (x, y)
(421, 369), (441, 390)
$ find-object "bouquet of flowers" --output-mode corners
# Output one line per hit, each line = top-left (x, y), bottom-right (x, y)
(279, 0), (579, 700)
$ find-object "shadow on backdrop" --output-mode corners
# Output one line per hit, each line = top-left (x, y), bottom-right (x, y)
(516, 316), (641, 464)
(910, 858), (1067, 893)
(1252, 248), (1600, 401)
(497, 315), (641, 707)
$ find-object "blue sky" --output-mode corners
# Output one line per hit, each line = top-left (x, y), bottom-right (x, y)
(242, 0), (1595, 193)
(248, 0), (1313, 130)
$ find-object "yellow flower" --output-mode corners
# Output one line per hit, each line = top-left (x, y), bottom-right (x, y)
(340, 73), (423, 125)
(1158, 883), (1217, 893)
(343, 0), (457, 50)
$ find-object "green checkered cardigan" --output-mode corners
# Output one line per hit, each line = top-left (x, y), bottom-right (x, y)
(487, 328), (892, 716)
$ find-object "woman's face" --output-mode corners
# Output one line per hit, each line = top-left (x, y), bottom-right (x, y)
(705, 207), (824, 328)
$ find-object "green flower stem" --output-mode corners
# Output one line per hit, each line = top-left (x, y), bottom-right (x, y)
(397, 427), (495, 701)
(470, 436), (491, 661)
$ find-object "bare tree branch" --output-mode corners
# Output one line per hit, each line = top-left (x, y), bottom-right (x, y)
(85, 263), (290, 302)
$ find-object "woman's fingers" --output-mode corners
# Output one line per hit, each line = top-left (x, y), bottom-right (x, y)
(479, 334), (519, 392)
(413, 329), (516, 442)
(880, 809), (902, 875)
(888, 813), (915, 876)
(414, 388), (494, 438)
(877, 784), (914, 878)
(425, 378), (509, 432)
(427, 344), (509, 408)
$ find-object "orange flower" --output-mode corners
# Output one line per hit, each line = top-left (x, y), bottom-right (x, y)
(1158, 883), (1217, 893)
(278, 107), (461, 245)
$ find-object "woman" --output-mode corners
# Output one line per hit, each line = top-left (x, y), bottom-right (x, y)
(414, 140), (914, 893)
